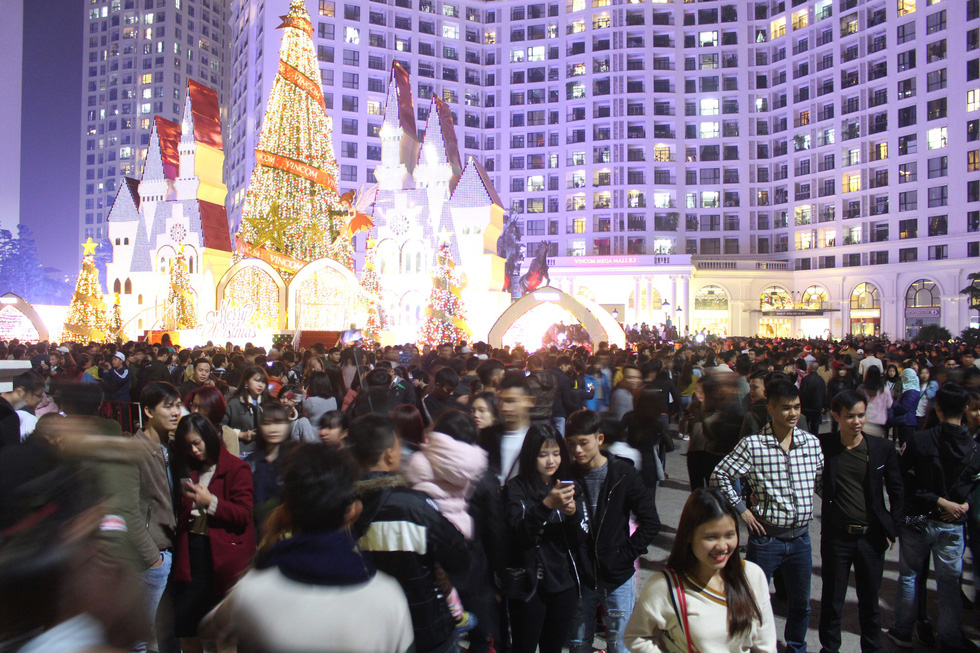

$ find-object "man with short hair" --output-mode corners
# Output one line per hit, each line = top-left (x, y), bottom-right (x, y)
(799, 361), (827, 435)
(0, 370), (44, 446)
(132, 382), (182, 653)
(889, 383), (980, 651)
(423, 367), (460, 422)
(711, 379), (824, 653)
(857, 348), (884, 381)
(819, 390), (903, 653)
(566, 409), (660, 653)
(205, 444), (415, 652)
(177, 357), (212, 399)
(482, 371), (534, 482)
(349, 415), (469, 653)
(608, 364), (642, 421)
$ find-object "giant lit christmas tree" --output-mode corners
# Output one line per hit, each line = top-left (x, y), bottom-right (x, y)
(419, 242), (470, 346)
(236, 0), (353, 273)
(63, 239), (110, 343)
(166, 247), (196, 330)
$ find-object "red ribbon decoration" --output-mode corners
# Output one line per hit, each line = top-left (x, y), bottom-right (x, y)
(254, 149), (337, 192)
(277, 14), (313, 37)
(278, 60), (325, 111)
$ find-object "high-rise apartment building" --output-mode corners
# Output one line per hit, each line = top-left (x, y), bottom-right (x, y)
(227, 0), (980, 339)
(0, 0), (24, 234)
(80, 0), (230, 265)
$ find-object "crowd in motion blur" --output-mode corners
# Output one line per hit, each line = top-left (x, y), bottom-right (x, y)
(0, 335), (978, 652)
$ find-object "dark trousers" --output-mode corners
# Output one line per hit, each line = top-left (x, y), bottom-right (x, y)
(688, 451), (721, 490)
(803, 410), (822, 436)
(818, 529), (887, 653)
(508, 587), (578, 653)
(894, 424), (915, 445)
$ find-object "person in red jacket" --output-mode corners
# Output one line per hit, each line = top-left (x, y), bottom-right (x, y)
(172, 413), (255, 653)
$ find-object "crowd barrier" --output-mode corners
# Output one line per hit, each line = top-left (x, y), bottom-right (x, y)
(102, 400), (144, 434)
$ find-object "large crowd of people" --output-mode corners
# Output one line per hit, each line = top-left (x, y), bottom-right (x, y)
(0, 333), (978, 652)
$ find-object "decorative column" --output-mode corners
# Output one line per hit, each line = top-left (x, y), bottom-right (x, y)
(680, 275), (691, 336)
(633, 276), (642, 326)
(667, 275), (677, 329)
(646, 276), (655, 323)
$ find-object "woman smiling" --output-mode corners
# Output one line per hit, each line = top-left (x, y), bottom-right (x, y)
(625, 488), (776, 653)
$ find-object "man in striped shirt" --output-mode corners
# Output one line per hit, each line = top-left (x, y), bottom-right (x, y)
(711, 379), (824, 653)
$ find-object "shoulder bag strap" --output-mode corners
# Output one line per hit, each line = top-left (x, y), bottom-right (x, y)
(664, 569), (695, 653)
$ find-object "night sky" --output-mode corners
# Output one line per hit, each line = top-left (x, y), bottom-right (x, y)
(20, 0), (82, 276)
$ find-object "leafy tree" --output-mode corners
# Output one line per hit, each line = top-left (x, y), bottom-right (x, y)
(915, 324), (952, 342)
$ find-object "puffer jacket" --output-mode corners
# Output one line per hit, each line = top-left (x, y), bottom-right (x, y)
(402, 431), (488, 539)
(527, 370), (557, 421)
(291, 395), (339, 443)
(353, 473), (470, 653)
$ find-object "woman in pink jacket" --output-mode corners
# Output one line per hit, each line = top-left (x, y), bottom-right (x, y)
(403, 409), (488, 631)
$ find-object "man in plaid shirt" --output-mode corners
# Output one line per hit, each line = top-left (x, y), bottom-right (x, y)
(711, 378), (824, 653)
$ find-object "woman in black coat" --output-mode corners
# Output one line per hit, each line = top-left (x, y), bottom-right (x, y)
(503, 424), (582, 653)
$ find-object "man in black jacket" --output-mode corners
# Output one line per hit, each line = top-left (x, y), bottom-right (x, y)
(565, 409), (660, 653)
(349, 414), (470, 653)
(799, 362), (827, 436)
(819, 390), (903, 653)
(550, 356), (578, 435)
(889, 383), (980, 651)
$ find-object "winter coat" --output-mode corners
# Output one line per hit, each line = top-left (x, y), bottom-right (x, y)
(799, 371), (827, 414)
(893, 389), (921, 427)
(402, 431), (489, 539)
(526, 370), (557, 421)
(291, 396), (339, 443)
(901, 422), (980, 524)
(222, 394), (266, 455)
(173, 447), (256, 596)
(353, 472), (470, 653)
(103, 367), (133, 402)
(571, 456), (661, 590)
(503, 475), (583, 595)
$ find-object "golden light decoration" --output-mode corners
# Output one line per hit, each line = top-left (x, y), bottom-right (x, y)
(296, 267), (358, 331)
(224, 265), (280, 330)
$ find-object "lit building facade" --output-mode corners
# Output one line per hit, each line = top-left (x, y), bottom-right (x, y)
(227, 0), (980, 340)
(80, 0), (230, 267)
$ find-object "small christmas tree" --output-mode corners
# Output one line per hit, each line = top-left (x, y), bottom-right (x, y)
(419, 242), (470, 347)
(63, 239), (110, 343)
(360, 245), (386, 342)
(166, 247), (196, 330)
(236, 0), (353, 274)
(111, 292), (123, 337)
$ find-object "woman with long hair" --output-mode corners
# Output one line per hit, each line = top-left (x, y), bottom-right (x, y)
(503, 424), (582, 653)
(392, 402), (426, 460)
(915, 366), (939, 429)
(625, 487), (776, 652)
(172, 414), (255, 653)
(221, 365), (271, 458)
(857, 365), (891, 437)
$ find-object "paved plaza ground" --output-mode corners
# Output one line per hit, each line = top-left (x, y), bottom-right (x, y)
(611, 422), (979, 653)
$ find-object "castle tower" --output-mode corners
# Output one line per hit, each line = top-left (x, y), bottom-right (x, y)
(374, 62), (418, 192)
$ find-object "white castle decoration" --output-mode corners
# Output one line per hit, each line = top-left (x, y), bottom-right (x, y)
(368, 63), (510, 343)
(104, 80), (234, 340)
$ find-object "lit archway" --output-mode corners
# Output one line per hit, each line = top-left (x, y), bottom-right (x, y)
(693, 284), (730, 336)
(287, 258), (363, 331)
(849, 282), (881, 336)
(488, 286), (625, 349)
(0, 294), (49, 342)
(905, 278), (941, 339)
(216, 258), (287, 331)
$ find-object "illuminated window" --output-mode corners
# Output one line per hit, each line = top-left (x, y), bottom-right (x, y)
(527, 46), (546, 62)
(843, 172), (862, 192)
(593, 13), (610, 29)
(570, 0), (586, 11)
(897, 0), (916, 16)
(926, 126), (948, 149)
(654, 145), (672, 161)
(970, 150), (980, 172)
(699, 31), (718, 47)
(770, 17), (786, 39)
(699, 122), (719, 138)
(344, 27), (360, 44)
(701, 191), (720, 207)
(443, 24), (458, 39)
(510, 48), (524, 63)
(969, 89), (980, 112)
(527, 175), (545, 192)
(700, 98), (719, 115)
(792, 9), (808, 30)
(569, 20), (585, 33)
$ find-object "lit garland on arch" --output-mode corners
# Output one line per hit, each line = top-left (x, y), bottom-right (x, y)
(236, 0), (354, 278)
(224, 265), (280, 330)
(166, 246), (196, 330)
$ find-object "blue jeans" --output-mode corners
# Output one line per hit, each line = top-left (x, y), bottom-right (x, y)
(747, 532), (812, 653)
(569, 575), (635, 653)
(133, 550), (172, 653)
(893, 520), (966, 648)
(552, 416), (566, 436)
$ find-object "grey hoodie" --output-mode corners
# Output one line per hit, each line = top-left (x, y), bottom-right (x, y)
(292, 396), (339, 443)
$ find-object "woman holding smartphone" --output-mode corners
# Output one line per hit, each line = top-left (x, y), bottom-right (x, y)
(172, 413), (255, 653)
(503, 424), (582, 653)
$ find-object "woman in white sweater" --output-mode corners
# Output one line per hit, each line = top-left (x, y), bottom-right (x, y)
(625, 488), (776, 653)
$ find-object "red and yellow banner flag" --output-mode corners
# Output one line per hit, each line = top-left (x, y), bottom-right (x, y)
(242, 242), (307, 274)
(255, 149), (337, 191)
